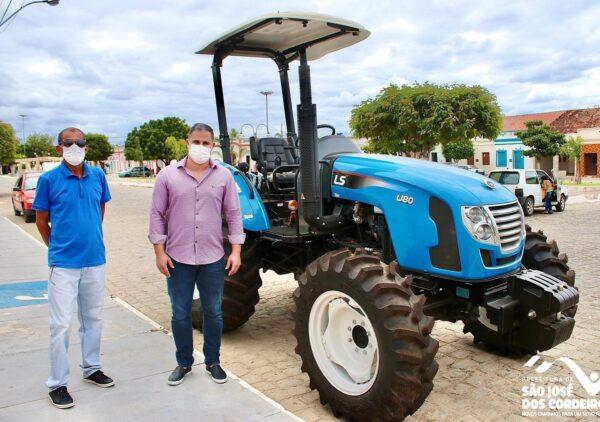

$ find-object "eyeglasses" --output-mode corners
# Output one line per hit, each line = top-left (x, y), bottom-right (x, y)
(62, 139), (87, 147)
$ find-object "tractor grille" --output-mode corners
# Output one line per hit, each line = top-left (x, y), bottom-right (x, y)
(487, 201), (524, 252)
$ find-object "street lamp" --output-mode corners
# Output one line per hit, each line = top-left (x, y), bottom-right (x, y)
(19, 114), (26, 143)
(259, 90), (273, 134)
(0, 0), (60, 29)
(240, 123), (256, 138)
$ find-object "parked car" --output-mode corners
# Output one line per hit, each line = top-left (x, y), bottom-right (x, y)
(453, 164), (486, 175)
(12, 172), (41, 223)
(118, 166), (152, 177)
(488, 169), (568, 216)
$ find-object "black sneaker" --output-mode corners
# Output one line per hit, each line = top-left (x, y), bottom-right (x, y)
(49, 386), (74, 409)
(83, 370), (115, 388)
(206, 364), (227, 384)
(168, 366), (192, 386)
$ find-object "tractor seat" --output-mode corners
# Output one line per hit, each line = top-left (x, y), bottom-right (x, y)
(257, 137), (296, 170)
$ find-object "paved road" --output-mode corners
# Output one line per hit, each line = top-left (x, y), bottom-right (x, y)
(1, 175), (599, 421)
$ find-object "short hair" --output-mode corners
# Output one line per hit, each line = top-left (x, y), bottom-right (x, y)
(188, 123), (214, 139)
(57, 127), (85, 144)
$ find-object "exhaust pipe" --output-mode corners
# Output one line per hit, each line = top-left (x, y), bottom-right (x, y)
(297, 49), (346, 231)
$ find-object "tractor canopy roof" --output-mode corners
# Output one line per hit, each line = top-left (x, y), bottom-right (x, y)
(196, 12), (370, 62)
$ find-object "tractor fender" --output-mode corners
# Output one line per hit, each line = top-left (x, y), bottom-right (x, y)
(220, 162), (270, 232)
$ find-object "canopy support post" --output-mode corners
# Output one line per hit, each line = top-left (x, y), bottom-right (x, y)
(212, 55), (232, 164)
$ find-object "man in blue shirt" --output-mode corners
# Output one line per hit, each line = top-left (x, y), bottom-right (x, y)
(33, 127), (114, 409)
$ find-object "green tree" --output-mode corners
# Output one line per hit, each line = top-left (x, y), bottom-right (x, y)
(124, 128), (144, 162)
(442, 140), (475, 162)
(85, 133), (114, 162)
(127, 117), (189, 164)
(165, 136), (187, 160)
(559, 135), (583, 183)
(350, 83), (502, 156)
(229, 128), (238, 140)
(515, 120), (565, 159)
(23, 133), (58, 158)
(0, 121), (19, 165)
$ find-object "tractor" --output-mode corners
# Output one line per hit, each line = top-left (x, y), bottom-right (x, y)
(191, 13), (579, 420)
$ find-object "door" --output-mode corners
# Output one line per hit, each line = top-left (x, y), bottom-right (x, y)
(467, 155), (475, 165)
(482, 152), (490, 166)
(525, 171), (541, 205)
(496, 150), (507, 167)
(431, 152), (438, 162)
(13, 176), (23, 211)
(584, 153), (597, 176)
(513, 150), (524, 169)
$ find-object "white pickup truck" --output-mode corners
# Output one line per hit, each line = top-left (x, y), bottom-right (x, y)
(488, 169), (568, 216)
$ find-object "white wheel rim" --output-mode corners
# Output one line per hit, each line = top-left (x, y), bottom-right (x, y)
(527, 200), (533, 214)
(308, 290), (379, 396)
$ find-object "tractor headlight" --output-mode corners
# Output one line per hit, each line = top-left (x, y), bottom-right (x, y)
(461, 206), (498, 245)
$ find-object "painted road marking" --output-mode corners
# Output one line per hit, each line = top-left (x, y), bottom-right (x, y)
(0, 280), (48, 309)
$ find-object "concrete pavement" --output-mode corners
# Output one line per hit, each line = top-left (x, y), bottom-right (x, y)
(0, 216), (299, 421)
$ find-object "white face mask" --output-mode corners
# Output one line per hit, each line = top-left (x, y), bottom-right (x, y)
(62, 144), (86, 166)
(188, 144), (211, 164)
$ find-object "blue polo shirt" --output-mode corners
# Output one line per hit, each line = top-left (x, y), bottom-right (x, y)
(33, 161), (111, 269)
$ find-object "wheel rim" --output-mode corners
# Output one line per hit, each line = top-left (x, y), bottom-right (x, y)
(526, 199), (534, 215)
(560, 196), (565, 209)
(308, 290), (379, 396)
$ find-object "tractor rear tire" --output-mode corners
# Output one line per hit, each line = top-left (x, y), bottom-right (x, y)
(293, 249), (439, 421)
(463, 224), (577, 354)
(191, 236), (263, 333)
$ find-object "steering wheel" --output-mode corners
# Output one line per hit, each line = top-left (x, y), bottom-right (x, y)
(317, 124), (336, 136)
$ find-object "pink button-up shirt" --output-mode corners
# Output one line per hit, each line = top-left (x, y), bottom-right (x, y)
(148, 158), (245, 265)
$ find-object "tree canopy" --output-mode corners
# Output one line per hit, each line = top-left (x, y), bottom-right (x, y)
(165, 136), (187, 160)
(23, 133), (58, 158)
(515, 120), (565, 158)
(125, 117), (189, 163)
(442, 140), (475, 161)
(0, 121), (18, 165)
(85, 133), (114, 162)
(350, 83), (502, 156)
(124, 128), (144, 162)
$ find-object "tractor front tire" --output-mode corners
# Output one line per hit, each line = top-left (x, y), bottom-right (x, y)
(463, 224), (577, 354)
(191, 236), (263, 333)
(293, 249), (438, 421)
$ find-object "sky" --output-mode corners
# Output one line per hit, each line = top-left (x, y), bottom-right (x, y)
(1, 0), (599, 144)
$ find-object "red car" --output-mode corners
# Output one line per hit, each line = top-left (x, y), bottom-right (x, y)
(12, 172), (41, 223)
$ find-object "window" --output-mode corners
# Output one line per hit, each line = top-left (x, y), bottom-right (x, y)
(489, 171), (520, 185)
(482, 152), (490, 165)
(536, 170), (550, 181)
(431, 152), (438, 162)
(24, 176), (39, 190)
(525, 171), (538, 184)
(14, 176), (23, 190)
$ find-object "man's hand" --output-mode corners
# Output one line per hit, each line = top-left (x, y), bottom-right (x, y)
(154, 245), (174, 277)
(225, 245), (242, 276)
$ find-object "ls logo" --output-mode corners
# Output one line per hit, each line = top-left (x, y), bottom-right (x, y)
(333, 174), (347, 186)
(525, 355), (600, 396)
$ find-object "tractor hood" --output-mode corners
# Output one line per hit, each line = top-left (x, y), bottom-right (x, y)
(332, 153), (517, 206)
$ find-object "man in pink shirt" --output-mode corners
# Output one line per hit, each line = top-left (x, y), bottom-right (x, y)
(148, 123), (245, 385)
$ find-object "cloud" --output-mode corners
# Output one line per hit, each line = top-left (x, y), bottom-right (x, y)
(0, 0), (598, 141)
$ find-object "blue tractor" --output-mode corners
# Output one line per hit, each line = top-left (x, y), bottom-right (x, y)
(192, 13), (579, 420)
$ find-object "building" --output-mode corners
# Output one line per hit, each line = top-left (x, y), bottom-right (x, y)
(430, 107), (600, 178)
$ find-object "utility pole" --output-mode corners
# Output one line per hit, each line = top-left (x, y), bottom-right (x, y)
(19, 114), (26, 143)
(259, 90), (273, 134)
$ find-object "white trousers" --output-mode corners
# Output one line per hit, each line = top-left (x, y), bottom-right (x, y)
(46, 264), (106, 390)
